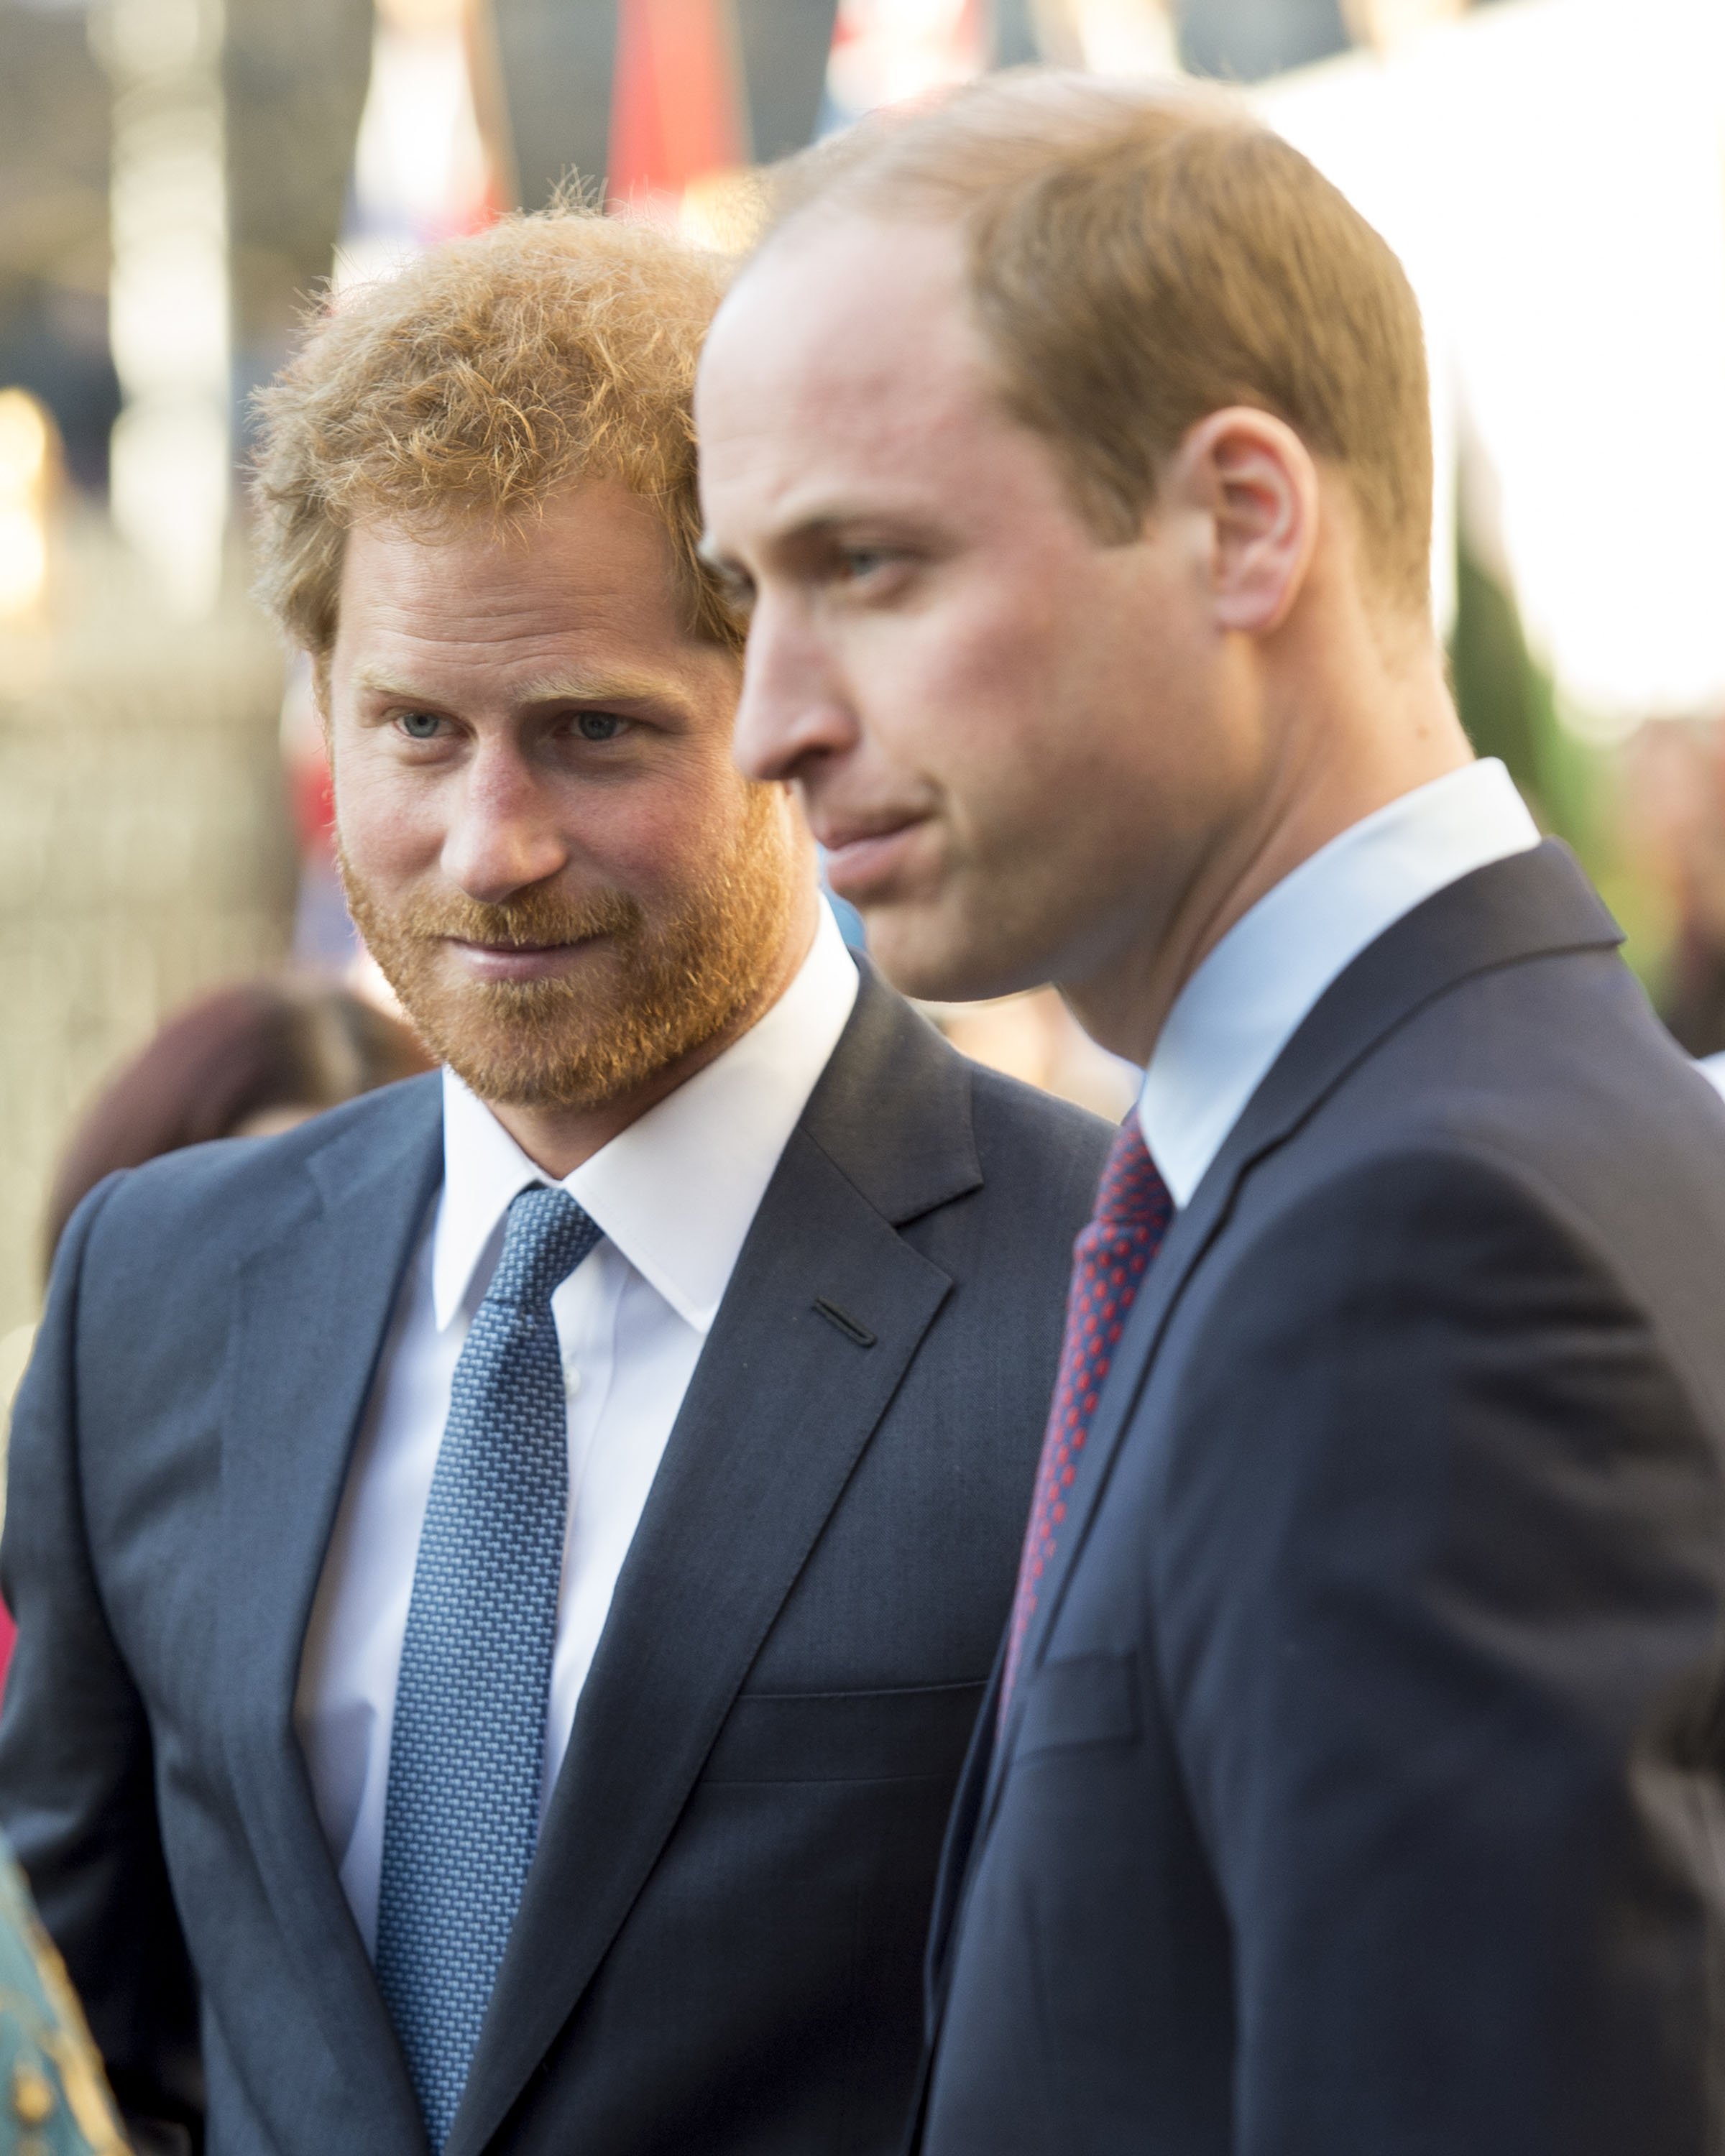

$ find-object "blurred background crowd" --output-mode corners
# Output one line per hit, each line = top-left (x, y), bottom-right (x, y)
(1, 0), (1722, 1390)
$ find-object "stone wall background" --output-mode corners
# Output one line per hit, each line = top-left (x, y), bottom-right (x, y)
(0, 523), (295, 1339)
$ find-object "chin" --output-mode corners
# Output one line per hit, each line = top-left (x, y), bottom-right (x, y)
(862, 901), (1044, 1007)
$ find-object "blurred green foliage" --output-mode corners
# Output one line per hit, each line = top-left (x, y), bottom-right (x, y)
(1448, 536), (1665, 990)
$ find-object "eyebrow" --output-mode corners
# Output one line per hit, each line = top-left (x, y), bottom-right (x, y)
(351, 663), (695, 707)
(517, 667), (694, 706)
(701, 505), (930, 570)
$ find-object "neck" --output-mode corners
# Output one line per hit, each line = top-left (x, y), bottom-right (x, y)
(482, 888), (819, 1179)
(1065, 629), (1472, 1067)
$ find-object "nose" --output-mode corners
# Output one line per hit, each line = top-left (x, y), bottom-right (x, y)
(732, 594), (860, 786)
(440, 735), (570, 903)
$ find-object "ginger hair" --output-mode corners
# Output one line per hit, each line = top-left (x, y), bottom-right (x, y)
(764, 73), (1434, 616)
(250, 209), (740, 659)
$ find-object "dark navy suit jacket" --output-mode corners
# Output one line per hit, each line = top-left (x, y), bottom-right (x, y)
(0, 963), (1109, 2156)
(921, 844), (1725, 2156)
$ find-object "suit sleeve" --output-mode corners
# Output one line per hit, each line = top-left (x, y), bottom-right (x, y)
(1157, 1146), (1725, 2156)
(0, 1178), (203, 2154)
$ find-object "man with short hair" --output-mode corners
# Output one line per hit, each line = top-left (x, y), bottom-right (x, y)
(0, 212), (1109, 2156)
(698, 77), (1725, 2153)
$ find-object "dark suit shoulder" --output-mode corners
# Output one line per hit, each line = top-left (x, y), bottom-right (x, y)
(1157, 1129), (1725, 1700)
(1208, 1134), (1662, 1328)
(802, 959), (1111, 1231)
(870, 1051), (1110, 1340)
(960, 1054), (1113, 1204)
(1329, 939), (1716, 1167)
(68, 1072), (441, 1279)
(1295, 947), (1725, 1358)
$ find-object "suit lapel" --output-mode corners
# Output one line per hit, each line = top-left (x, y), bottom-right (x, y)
(453, 972), (980, 2156)
(217, 1079), (443, 2155)
(980, 841), (1622, 1828)
(976, 1163), (1237, 1825)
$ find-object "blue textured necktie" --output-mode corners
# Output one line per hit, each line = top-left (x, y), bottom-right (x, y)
(375, 1183), (602, 2150)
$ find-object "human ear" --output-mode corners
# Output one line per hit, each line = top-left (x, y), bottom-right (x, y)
(1174, 407), (1319, 637)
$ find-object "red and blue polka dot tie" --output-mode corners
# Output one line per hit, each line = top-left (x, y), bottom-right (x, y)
(1000, 1112), (1172, 1720)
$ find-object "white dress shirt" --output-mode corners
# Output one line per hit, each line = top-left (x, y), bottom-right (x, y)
(1139, 759), (1542, 1207)
(295, 901), (859, 1953)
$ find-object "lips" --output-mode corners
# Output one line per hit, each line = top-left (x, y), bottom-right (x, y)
(446, 935), (604, 984)
(814, 812), (932, 903)
(461, 939), (568, 953)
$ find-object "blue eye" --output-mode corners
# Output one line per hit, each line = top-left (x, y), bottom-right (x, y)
(576, 711), (625, 742)
(398, 711), (441, 740)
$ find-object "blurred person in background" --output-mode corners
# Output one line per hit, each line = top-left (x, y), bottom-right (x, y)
(1617, 717), (1725, 1098)
(0, 975), (426, 1705)
(0, 211), (1108, 2156)
(699, 73), (1725, 2156)
(42, 975), (432, 1268)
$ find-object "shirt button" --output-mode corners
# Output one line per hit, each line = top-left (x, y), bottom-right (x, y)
(562, 1358), (581, 1396)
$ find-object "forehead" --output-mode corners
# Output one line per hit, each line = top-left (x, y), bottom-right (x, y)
(333, 479), (702, 673)
(697, 216), (1008, 524)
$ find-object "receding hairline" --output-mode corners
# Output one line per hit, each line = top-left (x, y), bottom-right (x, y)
(756, 70), (1256, 237)
(734, 70), (1435, 618)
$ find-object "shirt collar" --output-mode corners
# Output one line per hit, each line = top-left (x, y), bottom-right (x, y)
(433, 899), (860, 1333)
(1138, 759), (1542, 1210)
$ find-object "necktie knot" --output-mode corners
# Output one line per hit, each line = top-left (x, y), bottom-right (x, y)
(488, 1184), (603, 1313)
(1082, 1112), (1172, 1248)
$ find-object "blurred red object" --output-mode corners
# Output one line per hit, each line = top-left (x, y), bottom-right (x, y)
(1619, 717), (1725, 1055)
(289, 734), (336, 862)
(610, 0), (746, 211)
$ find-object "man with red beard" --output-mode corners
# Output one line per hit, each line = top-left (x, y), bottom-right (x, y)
(0, 213), (1108, 2156)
